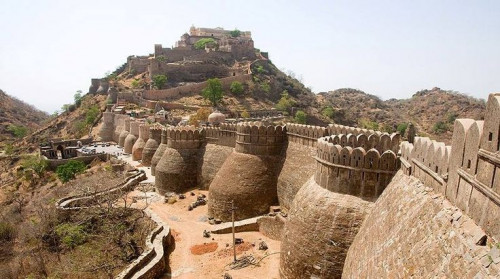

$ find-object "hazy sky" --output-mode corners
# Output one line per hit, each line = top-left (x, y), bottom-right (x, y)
(1, 0), (499, 113)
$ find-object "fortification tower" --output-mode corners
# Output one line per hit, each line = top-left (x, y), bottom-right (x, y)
(96, 79), (109, 94)
(280, 131), (400, 279)
(88, 78), (100, 94)
(208, 122), (286, 221)
(132, 123), (150, 160)
(124, 121), (139, 154)
(118, 118), (131, 147)
(155, 127), (205, 194)
(142, 125), (163, 166)
(98, 112), (115, 142)
(151, 128), (168, 175)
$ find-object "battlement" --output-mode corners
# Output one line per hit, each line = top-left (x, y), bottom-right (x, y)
(166, 127), (205, 149)
(286, 124), (328, 147)
(400, 93), (500, 240)
(314, 137), (399, 199)
(234, 123), (287, 156)
(328, 124), (378, 137)
(325, 133), (400, 154)
(204, 123), (237, 147)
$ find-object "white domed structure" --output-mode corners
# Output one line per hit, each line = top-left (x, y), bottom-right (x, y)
(208, 110), (226, 125)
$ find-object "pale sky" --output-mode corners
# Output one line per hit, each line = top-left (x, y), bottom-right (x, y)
(0, 0), (499, 113)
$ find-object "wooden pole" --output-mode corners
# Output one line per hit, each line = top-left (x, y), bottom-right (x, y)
(231, 200), (237, 263)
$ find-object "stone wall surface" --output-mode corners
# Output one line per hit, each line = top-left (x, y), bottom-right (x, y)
(277, 142), (317, 212)
(197, 143), (233, 190)
(280, 177), (373, 279)
(343, 171), (500, 278)
(155, 147), (199, 194)
(142, 128), (162, 166)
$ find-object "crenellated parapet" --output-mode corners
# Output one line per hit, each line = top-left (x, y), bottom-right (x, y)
(235, 122), (287, 156)
(400, 93), (500, 241)
(285, 123), (328, 147)
(203, 123), (237, 147)
(328, 124), (377, 137)
(314, 136), (399, 199)
(166, 127), (205, 149)
(142, 124), (163, 166)
(325, 132), (400, 154)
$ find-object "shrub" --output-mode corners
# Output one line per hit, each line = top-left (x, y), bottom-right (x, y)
(275, 91), (295, 112)
(7, 124), (28, 138)
(397, 123), (408, 135)
(447, 112), (459, 123)
(4, 143), (14, 155)
(74, 91), (83, 107)
(202, 78), (223, 107)
(230, 29), (241, 37)
(21, 155), (47, 176)
(321, 107), (334, 119)
(295, 110), (307, 124)
(85, 105), (100, 125)
(152, 74), (167, 89)
(56, 160), (86, 183)
(55, 223), (87, 249)
(241, 110), (250, 118)
(194, 38), (216, 50)
(0, 222), (15, 242)
(260, 82), (270, 93)
(230, 81), (244, 95)
(256, 65), (265, 74)
(156, 55), (166, 62)
(358, 118), (379, 130)
(131, 79), (143, 89)
(432, 121), (449, 134)
(188, 107), (212, 126)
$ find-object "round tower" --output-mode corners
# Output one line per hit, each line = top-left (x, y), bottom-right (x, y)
(142, 125), (163, 166)
(208, 123), (286, 221)
(124, 121), (139, 154)
(96, 79), (109, 94)
(155, 127), (204, 194)
(118, 118), (131, 147)
(89, 78), (100, 94)
(280, 134), (399, 279)
(151, 129), (168, 175)
(98, 112), (115, 142)
(132, 123), (150, 160)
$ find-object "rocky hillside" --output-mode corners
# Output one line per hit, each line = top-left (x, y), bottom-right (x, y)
(0, 89), (49, 142)
(317, 87), (486, 143)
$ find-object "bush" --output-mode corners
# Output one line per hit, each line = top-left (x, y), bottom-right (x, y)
(358, 118), (379, 130)
(241, 110), (250, 118)
(321, 107), (334, 119)
(85, 105), (100, 125)
(256, 65), (265, 74)
(230, 81), (244, 95)
(152, 74), (167, 89)
(56, 160), (86, 183)
(55, 223), (87, 249)
(275, 91), (295, 112)
(260, 82), (270, 93)
(447, 112), (459, 123)
(74, 91), (83, 107)
(131, 79), (143, 89)
(7, 124), (28, 138)
(230, 29), (241, 37)
(397, 123), (408, 135)
(194, 38), (216, 50)
(188, 108), (212, 126)
(0, 222), (16, 242)
(295, 110), (307, 124)
(202, 78), (223, 107)
(21, 155), (47, 176)
(432, 121), (449, 134)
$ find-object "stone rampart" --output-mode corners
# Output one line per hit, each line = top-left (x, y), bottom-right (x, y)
(96, 79), (109, 94)
(327, 124), (377, 137)
(285, 123), (328, 147)
(46, 154), (108, 170)
(234, 122), (286, 156)
(89, 78), (100, 94)
(116, 116), (131, 145)
(155, 127), (205, 194)
(132, 123), (150, 160)
(99, 112), (115, 141)
(325, 132), (401, 153)
(151, 129), (168, 175)
(142, 125), (163, 166)
(204, 123), (237, 147)
(124, 121), (139, 154)
(398, 93), (500, 240)
(142, 74), (251, 101)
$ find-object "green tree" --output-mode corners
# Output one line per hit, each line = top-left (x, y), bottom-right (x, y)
(152, 75), (167, 89)
(275, 91), (295, 112)
(74, 90), (83, 107)
(194, 38), (216, 50)
(85, 106), (100, 125)
(294, 110), (307, 124)
(230, 29), (241, 37)
(230, 81), (244, 95)
(397, 123), (408, 135)
(61, 104), (71, 113)
(202, 78), (223, 107)
(7, 124), (28, 138)
(56, 160), (87, 183)
(321, 107), (334, 119)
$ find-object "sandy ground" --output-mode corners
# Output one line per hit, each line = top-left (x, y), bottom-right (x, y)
(128, 189), (281, 279)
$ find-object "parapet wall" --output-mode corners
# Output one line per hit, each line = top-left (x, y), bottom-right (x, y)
(400, 93), (500, 241)
(166, 127), (205, 149)
(235, 123), (286, 156)
(314, 137), (399, 200)
(286, 124), (328, 147)
(143, 74), (252, 101)
(204, 123), (237, 147)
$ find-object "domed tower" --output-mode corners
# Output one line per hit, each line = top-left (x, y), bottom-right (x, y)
(208, 110), (226, 125)
(151, 128), (168, 175)
(155, 127), (205, 194)
(280, 133), (400, 279)
(98, 112), (115, 142)
(142, 125), (163, 166)
(208, 123), (286, 221)
(132, 123), (150, 161)
(124, 121), (139, 154)
(118, 118), (131, 147)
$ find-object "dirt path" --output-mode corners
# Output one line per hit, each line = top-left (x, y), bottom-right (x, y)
(129, 189), (281, 279)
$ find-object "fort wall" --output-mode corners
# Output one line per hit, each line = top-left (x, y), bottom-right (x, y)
(151, 129), (168, 176)
(142, 125), (163, 166)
